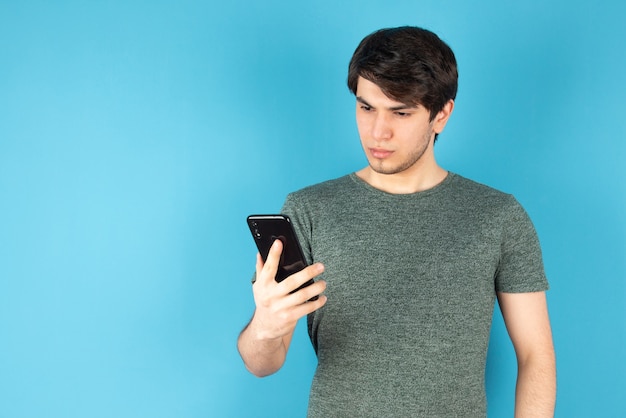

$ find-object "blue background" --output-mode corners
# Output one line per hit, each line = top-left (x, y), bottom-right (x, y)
(1, 1), (624, 417)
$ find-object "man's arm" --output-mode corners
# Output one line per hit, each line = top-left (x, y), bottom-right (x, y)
(237, 239), (327, 377)
(497, 291), (556, 417)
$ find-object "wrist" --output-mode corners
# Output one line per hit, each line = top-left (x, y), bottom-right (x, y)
(248, 315), (282, 343)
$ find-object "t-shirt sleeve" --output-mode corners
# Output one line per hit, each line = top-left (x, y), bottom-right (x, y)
(280, 192), (314, 265)
(495, 195), (549, 293)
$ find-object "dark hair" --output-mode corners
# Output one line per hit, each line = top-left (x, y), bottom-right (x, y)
(347, 26), (458, 121)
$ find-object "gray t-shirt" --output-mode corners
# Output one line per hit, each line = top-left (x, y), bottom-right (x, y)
(281, 172), (548, 417)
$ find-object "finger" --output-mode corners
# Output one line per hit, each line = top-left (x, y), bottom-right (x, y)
(285, 278), (327, 305)
(279, 262), (325, 294)
(257, 239), (283, 284)
(290, 294), (328, 318)
(255, 252), (264, 272)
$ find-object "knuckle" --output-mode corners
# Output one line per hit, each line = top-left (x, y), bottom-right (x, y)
(276, 310), (294, 324)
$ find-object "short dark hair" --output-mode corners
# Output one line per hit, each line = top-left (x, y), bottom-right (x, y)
(347, 26), (458, 121)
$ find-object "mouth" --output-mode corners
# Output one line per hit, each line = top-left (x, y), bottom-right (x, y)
(369, 148), (393, 159)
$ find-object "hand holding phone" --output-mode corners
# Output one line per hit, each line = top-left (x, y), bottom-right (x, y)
(247, 214), (317, 298)
(238, 215), (327, 377)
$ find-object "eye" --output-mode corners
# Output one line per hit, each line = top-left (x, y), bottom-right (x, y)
(394, 111), (411, 117)
(360, 105), (373, 112)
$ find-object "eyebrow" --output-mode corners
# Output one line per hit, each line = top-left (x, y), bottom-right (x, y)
(356, 96), (416, 111)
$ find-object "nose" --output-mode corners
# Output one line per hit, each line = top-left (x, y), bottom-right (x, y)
(371, 113), (392, 141)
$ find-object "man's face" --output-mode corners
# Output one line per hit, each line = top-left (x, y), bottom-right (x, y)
(355, 77), (444, 177)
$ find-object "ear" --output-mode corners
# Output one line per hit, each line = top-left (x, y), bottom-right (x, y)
(433, 100), (454, 134)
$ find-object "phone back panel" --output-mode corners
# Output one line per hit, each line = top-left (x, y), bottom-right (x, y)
(247, 214), (308, 282)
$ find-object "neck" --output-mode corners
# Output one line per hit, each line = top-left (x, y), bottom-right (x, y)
(356, 164), (448, 194)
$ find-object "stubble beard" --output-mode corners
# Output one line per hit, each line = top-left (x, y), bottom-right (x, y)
(368, 130), (434, 176)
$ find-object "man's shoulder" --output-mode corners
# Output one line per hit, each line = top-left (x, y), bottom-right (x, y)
(289, 174), (355, 199)
(450, 172), (504, 194)
(449, 173), (513, 201)
(447, 173), (530, 223)
(281, 174), (358, 217)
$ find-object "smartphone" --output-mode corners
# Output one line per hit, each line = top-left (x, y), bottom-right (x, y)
(247, 214), (317, 298)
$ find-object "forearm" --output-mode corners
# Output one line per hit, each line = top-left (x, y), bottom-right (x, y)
(514, 352), (556, 417)
(237, 319), (289, 377)
(237, 248), (326, 377)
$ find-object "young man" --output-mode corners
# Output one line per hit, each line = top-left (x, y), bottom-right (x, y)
(238, 26), (556, 417)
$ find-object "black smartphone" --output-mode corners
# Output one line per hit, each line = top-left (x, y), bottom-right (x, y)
(247, 214), (316, 298)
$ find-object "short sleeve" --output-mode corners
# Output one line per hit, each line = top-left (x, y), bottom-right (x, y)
(280, 192), (314, 266)
(495, 196), (549, 293)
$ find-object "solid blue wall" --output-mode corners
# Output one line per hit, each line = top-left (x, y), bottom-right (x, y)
(1, 1), (624, 417)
